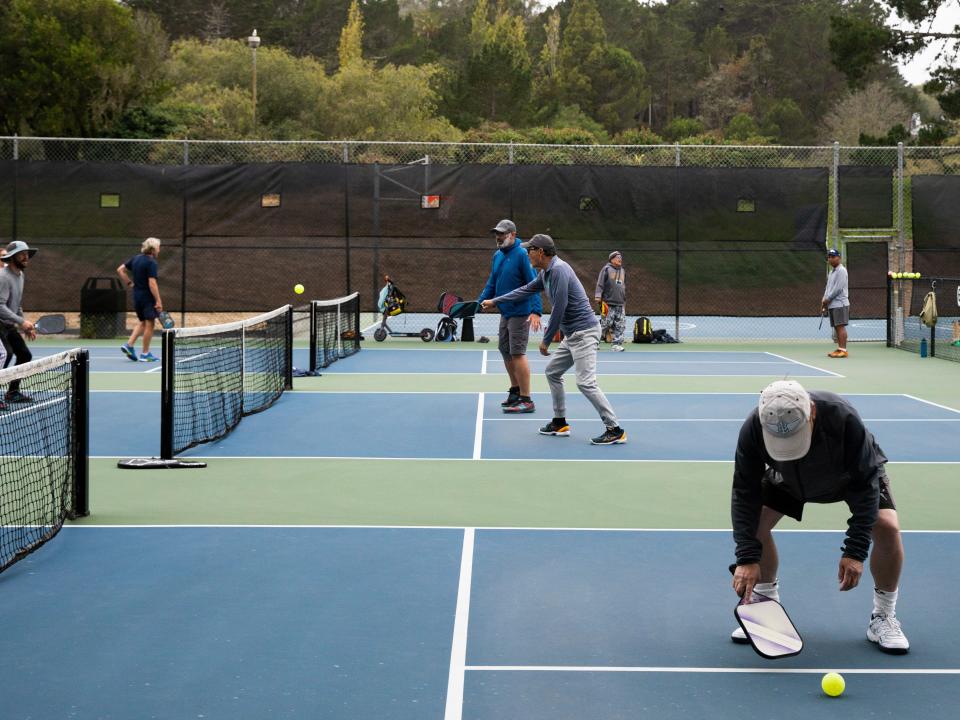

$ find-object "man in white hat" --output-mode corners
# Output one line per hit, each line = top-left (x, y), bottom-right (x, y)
(0, 241), (39, 407)
(729, 380), (909, 654)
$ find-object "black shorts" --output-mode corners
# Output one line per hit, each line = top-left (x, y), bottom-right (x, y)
(761, 468), (896, 521)
(134, 294), (159, 322)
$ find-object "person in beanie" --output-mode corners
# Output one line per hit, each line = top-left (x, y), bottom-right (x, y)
(595, 250), (626, 351)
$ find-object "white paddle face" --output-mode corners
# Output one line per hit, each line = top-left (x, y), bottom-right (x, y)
(734, 593), (803, 659)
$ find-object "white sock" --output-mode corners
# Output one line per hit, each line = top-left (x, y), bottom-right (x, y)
(754, 580), (779, 602)
(873, 587), (898, 617)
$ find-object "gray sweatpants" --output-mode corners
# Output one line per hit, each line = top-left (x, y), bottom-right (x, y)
(545, 326), (619, 428)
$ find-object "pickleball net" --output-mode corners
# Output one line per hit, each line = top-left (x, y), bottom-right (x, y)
(160, 305), (293, 458)
(309, 292), (361, 371)
(0, 348), (89, 574)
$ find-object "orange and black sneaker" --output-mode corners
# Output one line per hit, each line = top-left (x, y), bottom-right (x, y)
(539, 418), (571, 436)
(828, 349), (848, 358)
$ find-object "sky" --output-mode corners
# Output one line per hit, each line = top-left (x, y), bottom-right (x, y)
(891, 2), (960, 86)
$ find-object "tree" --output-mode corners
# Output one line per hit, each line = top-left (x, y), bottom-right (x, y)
(338, 0), (365, 68)
(452, 0), (532, 126)
(555, 0), (647, 134)
(819, 81), (913, 144)
(830, 1), (960, 118)
(0, 0), (167, 136)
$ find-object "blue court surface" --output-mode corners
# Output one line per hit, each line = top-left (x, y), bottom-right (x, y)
(33, 346), (839, 377)
(3, 527), (956, 720)
(91, 391), (960, 462)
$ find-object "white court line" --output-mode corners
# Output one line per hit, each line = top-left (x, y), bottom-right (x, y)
(464, 665), (960, 675)
(444, 528), (475, 720)
(763, 351), (843, 378)
(89, 454), (960, 464)
(60, 525), (960, 533)
(902, 394), (960, 414)
(481, 350), (488, 375)
(473, 393), (484, 460)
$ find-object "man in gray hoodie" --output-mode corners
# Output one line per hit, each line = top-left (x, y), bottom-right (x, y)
(595, 250), (626, 351)
(0, 241), (39, 407)
(482, 234), (625, 445)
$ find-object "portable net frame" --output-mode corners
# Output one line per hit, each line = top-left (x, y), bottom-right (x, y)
(160, 306), (293, 458)
(887, 274), (960, 363)
(0, 348), (89, 574)
(310, 292), (361, 371)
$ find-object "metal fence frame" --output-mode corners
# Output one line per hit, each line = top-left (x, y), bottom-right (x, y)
(2, 136), (958, 341)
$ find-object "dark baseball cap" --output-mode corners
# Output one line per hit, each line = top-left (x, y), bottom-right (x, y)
(520, 234), (555, 251)
(827, 248), (841, 257)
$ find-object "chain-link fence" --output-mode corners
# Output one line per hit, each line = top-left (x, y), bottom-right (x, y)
(2, 136), (957, 342)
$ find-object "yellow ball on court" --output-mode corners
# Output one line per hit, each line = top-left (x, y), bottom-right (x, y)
(294, 283), (305, 295)
(821, 672), (845, 697)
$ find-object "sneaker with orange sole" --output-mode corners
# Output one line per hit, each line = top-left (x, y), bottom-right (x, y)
(828, 349), (848, 358)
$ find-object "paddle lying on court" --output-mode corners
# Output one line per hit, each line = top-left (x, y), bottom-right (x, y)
(35, 314), (66, 334)
(730, 564), (803, 659)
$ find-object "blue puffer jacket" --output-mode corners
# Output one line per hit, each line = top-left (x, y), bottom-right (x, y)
(477, 241), (543, 319)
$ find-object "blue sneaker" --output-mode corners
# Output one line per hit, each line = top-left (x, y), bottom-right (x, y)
(139, 352), (160, 362)
(121, 344), (138, 361)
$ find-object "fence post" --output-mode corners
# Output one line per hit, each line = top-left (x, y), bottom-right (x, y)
(897, 141), (905, 273)
(674, 143), (681, 340)
(180, 139), (189, 328)
(12, 134), (18, 242)
(831, 141), (839, 246)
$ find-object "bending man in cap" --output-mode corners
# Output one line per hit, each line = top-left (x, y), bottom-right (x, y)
(730, 380), (909, 653)
(0, 241), (39, 408)
(595, 251), (626, 351)
(482, 234), (625, 445)
(822, 248), (849, 358)
(477, 220), (542, 413)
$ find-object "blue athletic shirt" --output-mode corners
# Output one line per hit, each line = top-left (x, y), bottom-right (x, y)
(477, 241), (542, 319)
(124, 254), (158, 300)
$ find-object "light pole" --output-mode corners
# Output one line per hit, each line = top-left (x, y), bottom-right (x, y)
(247, 29), (261, 128)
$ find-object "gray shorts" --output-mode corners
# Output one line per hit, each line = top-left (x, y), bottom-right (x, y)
(499, 315), (530, 357)
(829, 306), (849, 327)
(761, 468), (896, 522)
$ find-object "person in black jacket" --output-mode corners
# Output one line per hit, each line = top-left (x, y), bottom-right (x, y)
(730, 380), (909, 654)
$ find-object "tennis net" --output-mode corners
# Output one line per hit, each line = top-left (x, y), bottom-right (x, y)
(0, 348), (89, 574)
(310, 292), (361, 371)
(161, 306), (293, 458)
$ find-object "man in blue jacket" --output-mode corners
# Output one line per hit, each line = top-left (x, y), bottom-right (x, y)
(478, 219), (542, 413)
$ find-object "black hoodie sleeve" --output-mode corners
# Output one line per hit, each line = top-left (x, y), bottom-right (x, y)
(731, 410), (767, 565)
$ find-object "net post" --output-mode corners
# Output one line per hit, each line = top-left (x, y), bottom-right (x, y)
(309, 300), (318, 373)
(354, 295), (361, 349)
(71, 349), (90, 518)
(285, 305), (294, 390)
(160, 330), (175, 459)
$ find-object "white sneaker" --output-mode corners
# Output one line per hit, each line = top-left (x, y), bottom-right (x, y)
(612, 345), (625, 352)
(731, 626), (749, 644)
(867, 614), (910, 654)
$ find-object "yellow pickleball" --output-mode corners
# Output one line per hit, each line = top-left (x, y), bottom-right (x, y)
(294, 283), (305, 295)
(821, 672), (845, 697)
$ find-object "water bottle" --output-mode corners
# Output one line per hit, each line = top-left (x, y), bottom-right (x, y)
(920, 338), (928, 357)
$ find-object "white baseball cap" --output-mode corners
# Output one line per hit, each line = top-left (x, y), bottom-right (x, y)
(758, 380), (813, 461)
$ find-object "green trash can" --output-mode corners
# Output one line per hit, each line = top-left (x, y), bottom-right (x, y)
(80, 277), (127, 339)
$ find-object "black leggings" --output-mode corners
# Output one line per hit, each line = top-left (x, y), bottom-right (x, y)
(1, 329), (32, 393)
